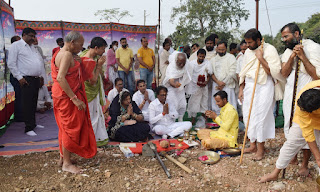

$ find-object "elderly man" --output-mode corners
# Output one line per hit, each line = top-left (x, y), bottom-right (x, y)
(239, 29), (285, 160)
(281, 23), (320, 167)
(52, 31), (97, 174)
(163, 52), (191, 122)
(107, 77), (128, 104)
(186, 48), (212, 124)
(149, 86), (192, 139)
(259, 80), (320, 182)
(198, 91), (239, 149)
(8, 28), (45, 136)
(132, 79), (155, 121)
(81, 37), (109, 147)
(138, 37), (155, 89)
(211, 41), (238, 115)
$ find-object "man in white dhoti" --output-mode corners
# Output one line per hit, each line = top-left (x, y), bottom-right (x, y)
(186, 49), (212, 124)
(239, 29), (285, 160)
(236, 40), (248, 77)
(132, 79), (155, 121)
(37, 86), (52, 113)
(158, 37), (174, 56)
(163, 52), (191, 122)
(149, 86), (192, 139)
(81, 37), (109, 146)
(259, 23), (320, 182)
(107, 78), (128, 104)
(211, 41), (238, 115)
(159, 41), (170, 85)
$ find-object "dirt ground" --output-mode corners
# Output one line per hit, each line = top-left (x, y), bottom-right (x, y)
(0, 128), (318, 192)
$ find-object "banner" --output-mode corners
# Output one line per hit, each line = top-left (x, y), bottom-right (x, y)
(0, 0), (15, 127)
(15, 20), (157, 86)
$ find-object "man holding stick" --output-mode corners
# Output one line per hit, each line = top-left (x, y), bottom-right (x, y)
(281, 23), (320, 170)
(239, 29), (284, 161)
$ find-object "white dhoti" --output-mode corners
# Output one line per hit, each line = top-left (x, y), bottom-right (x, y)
(276, 122), (320, 169)
(243, 76), (275, 142)
(187, 86), (208, 117)
(211, 82), (237, 115)
(153, 121), (192, 138)
(88, 94), (109, 144)
(167, 86), (187, 120)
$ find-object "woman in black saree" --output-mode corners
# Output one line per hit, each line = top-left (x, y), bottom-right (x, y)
(108, 91), (150, 142)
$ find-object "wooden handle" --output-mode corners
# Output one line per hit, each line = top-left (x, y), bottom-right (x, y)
(163, 154), (193, 174)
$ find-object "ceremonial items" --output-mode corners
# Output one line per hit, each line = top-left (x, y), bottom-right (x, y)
(160, 151), (193, 174)
(197, 151), (220, 165)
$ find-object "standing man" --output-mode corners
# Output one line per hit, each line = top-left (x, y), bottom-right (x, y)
(186, 49), (212, 124)
(163, 52), (191, 122)
(137, 37), (155, 89)
(159, 41), (171, 85)
(229, 43), (238, 56)
(9, 35), (23, 122)
(81, 37), (109, 147)
(158, 37), (174, 56)
(8, 27), (44, 136)
(238, 29), (284, 160)
(189, 34), (218, 61)
(281, 23), (320, 168)
(52, 38), (64, 56)
(210, 41), (238, 114)
(236, 40), (248, 78)
(52, 31), (97, 174)
(191, 43), (200, 53)
(116, 38), (134, 95)
(149, 86), (192, 139)
(132, 79), (155, 121)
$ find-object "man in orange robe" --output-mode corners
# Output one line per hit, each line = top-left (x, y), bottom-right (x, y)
(51, 31), (96, 174)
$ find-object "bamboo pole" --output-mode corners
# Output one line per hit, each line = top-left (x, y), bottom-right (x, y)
(240, 38), (264, 164)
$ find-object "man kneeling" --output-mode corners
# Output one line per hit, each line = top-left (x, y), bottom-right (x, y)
(149, 86), (192, 139)
(198, 91), (239, 149)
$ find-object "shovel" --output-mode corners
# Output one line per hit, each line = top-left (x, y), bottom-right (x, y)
(142, 142), (171, 178)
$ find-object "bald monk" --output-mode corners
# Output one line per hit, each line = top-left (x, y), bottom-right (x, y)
(52, 31), (97, 174)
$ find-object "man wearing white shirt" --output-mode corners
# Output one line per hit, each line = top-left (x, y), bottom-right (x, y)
(8, 27), (44, 136)
(148, 86), (192, 139)
(158, 37), (174, 56)
(132, 79), (155, 121)
(107, 77), (128, 104)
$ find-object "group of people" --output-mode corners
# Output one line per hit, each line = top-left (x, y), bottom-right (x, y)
(6, 22), (320, 180)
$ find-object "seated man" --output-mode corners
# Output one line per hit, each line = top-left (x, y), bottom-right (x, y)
(259, 80), (320, 183)
(37, 85), (52, 113)
(107, 77), (128, 105)
(149, 86), (192, 139)
(198, 91), (239, 150)
(132, 79), (155, 121)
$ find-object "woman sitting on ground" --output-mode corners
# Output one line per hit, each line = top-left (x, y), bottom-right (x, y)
(108, 90), (150, 142)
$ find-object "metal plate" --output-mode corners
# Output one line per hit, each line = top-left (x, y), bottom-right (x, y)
(222, 148), (241, 155)
(197, 151), (220, 164)
(189, 131), (197, 135)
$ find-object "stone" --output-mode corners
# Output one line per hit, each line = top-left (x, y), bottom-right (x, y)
(270, 182), (285, 191)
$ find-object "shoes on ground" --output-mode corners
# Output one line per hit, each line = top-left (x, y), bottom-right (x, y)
(26, 130), (37, 136)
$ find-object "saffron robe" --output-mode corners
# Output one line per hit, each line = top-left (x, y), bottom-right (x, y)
(51, 51), (97, 158)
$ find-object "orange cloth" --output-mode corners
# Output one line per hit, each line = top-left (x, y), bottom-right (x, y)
(51, 50), (97, 158)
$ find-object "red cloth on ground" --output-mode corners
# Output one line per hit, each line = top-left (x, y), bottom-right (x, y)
(51, 50), (97, 158)
(129, 139), (189, 154)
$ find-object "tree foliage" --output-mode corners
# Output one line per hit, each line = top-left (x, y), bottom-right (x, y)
(95, 8), (132, 23)
(170, 0), (249, 46)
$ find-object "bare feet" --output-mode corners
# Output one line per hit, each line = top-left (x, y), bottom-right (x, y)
(290, 155), (299, 165)
(298, 167), (310, 177)
(58, 157), (77, 167)
(244, 147), (257, 154)
(62, 163), (82, 174)
(258, 169), (281, 183)
(252, 151), (264, 161)
(259, 172), (278, 183)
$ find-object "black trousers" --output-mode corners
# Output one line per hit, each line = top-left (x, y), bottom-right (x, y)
(10, 74), (23, 122)
(21, 76), (40, 132)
